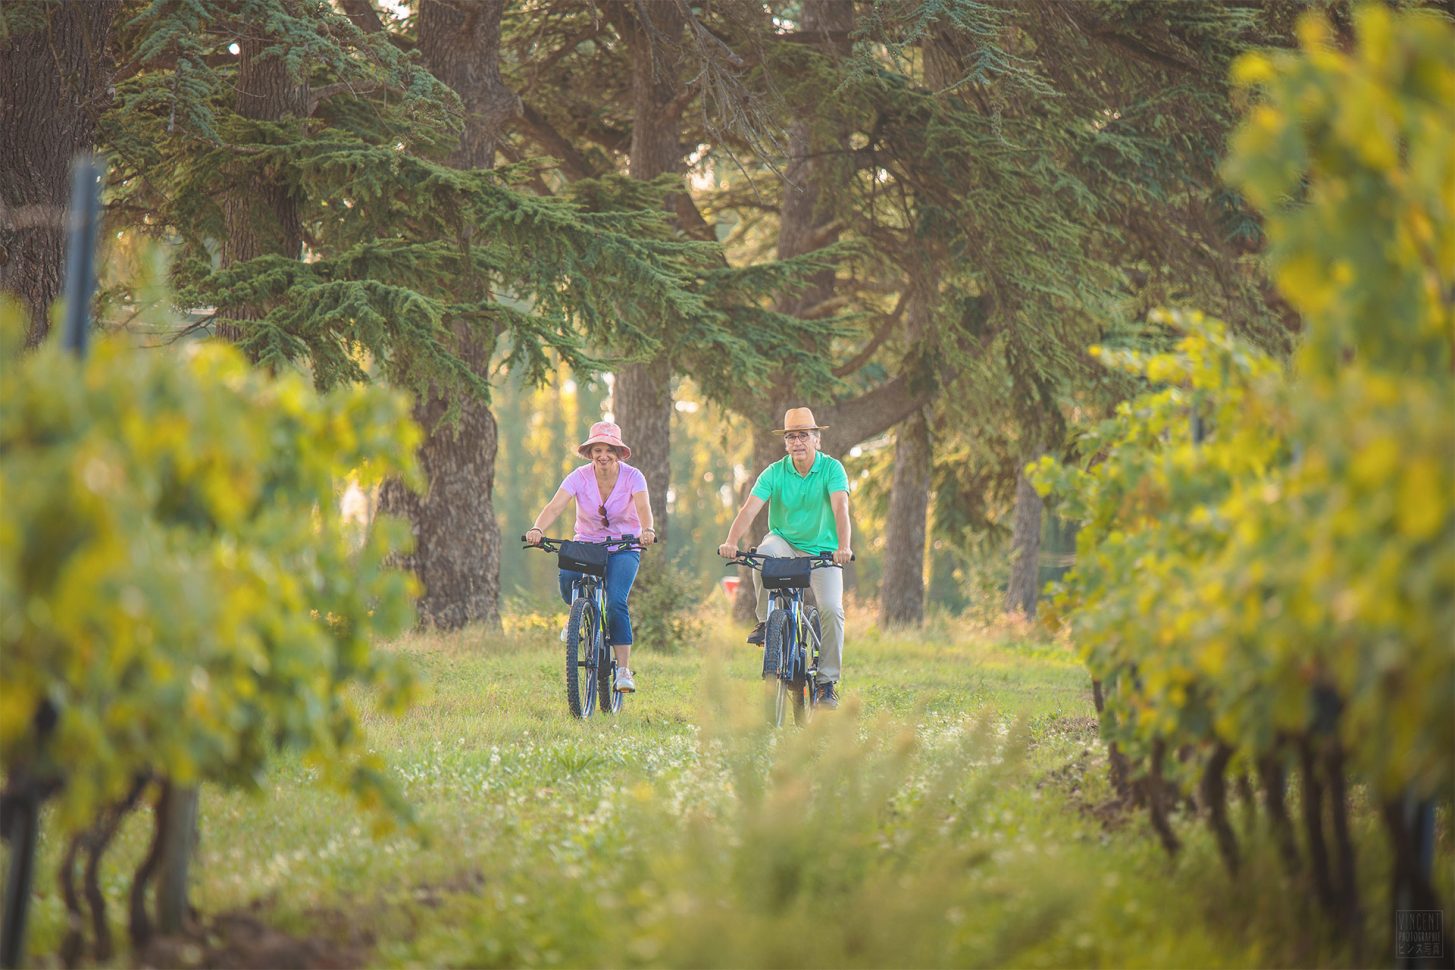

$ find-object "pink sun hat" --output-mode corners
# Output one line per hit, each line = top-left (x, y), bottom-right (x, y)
(576, 420), (632, 460)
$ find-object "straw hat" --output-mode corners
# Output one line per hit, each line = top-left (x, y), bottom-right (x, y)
(577, 420), (631, 460)
(772, 407), (829, 434)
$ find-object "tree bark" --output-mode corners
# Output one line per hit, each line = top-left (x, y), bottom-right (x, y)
(1005, 447), (1045, 617)
(614, 361), (672, 536)
(379, 0), (519, 631)
(0, 0), (120, 348)
(612, 1), (687, 555)
(879, 408), (931, 626)
(216, 14), (308, 344)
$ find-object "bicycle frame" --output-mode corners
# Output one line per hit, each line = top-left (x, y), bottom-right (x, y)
(568, 574), (609, 644)
(766, 586), (821, 687)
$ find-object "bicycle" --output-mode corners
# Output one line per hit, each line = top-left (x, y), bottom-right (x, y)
(522, 534), (644, 718)
(726, 549), (849, 727)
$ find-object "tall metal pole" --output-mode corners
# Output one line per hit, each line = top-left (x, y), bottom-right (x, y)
(60, 154), (104, 356)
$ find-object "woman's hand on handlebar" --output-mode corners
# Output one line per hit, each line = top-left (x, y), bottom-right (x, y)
(524, 527), (544, 547)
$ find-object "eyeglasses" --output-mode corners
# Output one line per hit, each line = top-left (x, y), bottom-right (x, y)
(599, 504), (610, 528)
(783, 431), (813, 442)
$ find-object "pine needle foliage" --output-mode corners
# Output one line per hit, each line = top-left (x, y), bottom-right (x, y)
(100, 0), (739, 401)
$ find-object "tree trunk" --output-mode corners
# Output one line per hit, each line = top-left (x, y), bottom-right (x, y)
(216, 14), (308, 345)
(879, 408), (931, 626)
(732, 0), (852, 623)
(732, 397), (795, 621)
(379, 0), (519, 631)
(0, 0), (119, 348)
(614, 361), (672, 536)
(1005, 447), (1045, 617)
(613, 1), (686, 555)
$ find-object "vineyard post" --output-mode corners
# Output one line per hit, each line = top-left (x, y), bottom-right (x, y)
(0, 793), (38, 970)
(60, 154), (103, 356)
(1396, 795), (1439, 969)
(155, 786), (198, 933)
(0, 153), (105, 970)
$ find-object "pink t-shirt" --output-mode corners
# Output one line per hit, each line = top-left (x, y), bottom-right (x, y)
(560, 463), (647, 541)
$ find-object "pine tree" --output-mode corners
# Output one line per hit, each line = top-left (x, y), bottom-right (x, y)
(500, 1), (847, 631)
(100, 0), (724, 627)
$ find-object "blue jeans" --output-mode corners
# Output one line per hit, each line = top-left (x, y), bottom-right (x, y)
(559, 549), (640, 646)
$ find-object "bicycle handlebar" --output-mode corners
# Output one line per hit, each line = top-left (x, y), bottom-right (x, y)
(725, 549), (854, 569)
(521, 534), (648, 552)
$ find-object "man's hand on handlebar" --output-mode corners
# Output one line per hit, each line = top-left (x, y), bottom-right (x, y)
(832, 547), (853, 567)
(717, 542), (738, 560)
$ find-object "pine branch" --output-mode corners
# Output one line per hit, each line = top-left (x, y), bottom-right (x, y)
(834, 289), (908, 377)
(307, 80), (381, 116)
(338, 0), (384, 35)
(820, 371), (932, 452)
(513, 102), (603, 180)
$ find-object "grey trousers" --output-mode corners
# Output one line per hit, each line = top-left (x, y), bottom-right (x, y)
(753, 533), (845, 684)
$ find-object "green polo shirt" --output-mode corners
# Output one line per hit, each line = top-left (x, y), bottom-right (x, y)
(751, 452), (850, 553)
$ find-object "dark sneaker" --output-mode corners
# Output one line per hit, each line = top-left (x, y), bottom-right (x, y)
(746, 621), (766, 645)
(815, 682), (839, 710)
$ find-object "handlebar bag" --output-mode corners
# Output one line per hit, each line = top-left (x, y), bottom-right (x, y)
(762, 555), (813, 589)
(558, 540), (609, 577)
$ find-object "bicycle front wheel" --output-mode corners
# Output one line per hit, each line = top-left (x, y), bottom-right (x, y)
(565, 598), (598, 718)
(599, 635), (623, 715)
(764, 609), (791, 727)
(792, 607), (822, 727)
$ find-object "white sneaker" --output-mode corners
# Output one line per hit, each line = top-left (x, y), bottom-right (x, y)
(559, 619), (569, 642)
(614, 667), (636, 693)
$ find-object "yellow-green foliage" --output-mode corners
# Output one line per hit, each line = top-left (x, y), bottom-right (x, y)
(1034, 4), (1454, 801)
(0, 307), (424, 833)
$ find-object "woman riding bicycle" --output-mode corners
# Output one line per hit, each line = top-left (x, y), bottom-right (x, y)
(525, 421), (655, 693)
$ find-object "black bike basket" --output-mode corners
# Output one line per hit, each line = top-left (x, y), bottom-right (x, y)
(761, 556), (813, 589)
(558, 540), (609, 576)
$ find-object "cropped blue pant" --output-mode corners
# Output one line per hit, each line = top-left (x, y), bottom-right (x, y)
(559, 549), (640, 646)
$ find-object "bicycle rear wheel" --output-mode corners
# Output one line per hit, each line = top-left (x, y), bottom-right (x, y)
(764, 609), (791, 727)
(790, 678), (809, 726)
(565, 598), (598, 718)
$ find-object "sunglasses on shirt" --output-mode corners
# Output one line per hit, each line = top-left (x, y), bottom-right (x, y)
(599, 504), (610, 529)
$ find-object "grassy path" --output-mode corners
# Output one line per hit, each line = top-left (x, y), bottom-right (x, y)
(23, 610), (1390, 967)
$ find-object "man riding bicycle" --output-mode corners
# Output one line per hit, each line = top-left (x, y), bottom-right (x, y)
(718, 407), (853, 710)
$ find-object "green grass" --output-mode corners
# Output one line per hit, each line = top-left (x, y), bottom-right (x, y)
(12, 604), (1445, 967)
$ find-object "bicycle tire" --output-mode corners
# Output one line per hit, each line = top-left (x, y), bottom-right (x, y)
(760, 611), (783, 679)
(790, 680), (809, 726)
(599, 630), (623, 715)
(565, 597), (597, 718)
(764, 609), (791, 727)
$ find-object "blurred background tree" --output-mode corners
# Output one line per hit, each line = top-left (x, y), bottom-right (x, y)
(11, 0), (1447, 640)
